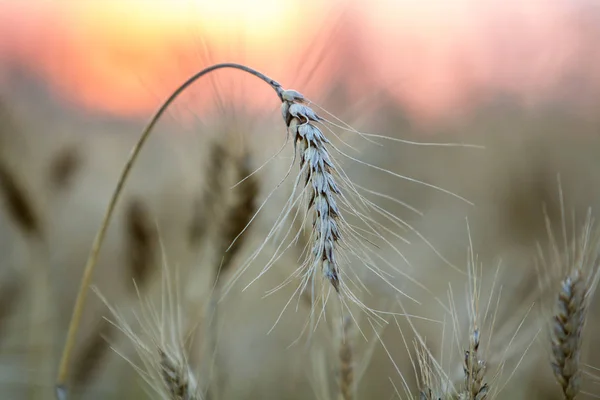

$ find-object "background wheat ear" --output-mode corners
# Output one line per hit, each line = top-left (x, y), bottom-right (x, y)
(198, 129), (259, 400)
(530, 175), (600, 400)
(551, 268), (586, 400)
(545, 210), (600, 400)
(93, 255), (201, 400)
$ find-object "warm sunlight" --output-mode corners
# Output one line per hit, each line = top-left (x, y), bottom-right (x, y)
(0, 0), (597, 121)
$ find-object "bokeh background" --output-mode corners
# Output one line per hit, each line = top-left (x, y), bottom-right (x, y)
(1, 0), (600, 399)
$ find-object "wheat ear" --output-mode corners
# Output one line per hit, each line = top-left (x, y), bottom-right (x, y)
(551, 268), (586, 400)
(539, 185), (600, 400)
(460, 328), (488, 400)
(280, 90), (344, 292)
(93, 253), (199, 400)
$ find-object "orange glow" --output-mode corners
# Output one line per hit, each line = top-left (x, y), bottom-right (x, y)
(0, 0), (599, 122)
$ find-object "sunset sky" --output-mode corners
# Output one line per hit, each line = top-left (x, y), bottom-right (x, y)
(0, 0), (598, 122)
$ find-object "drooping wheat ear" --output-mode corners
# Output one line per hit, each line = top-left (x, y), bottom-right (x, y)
(337, 315), (355, 400)
(551, 268), (586, 400)
(280, 90), (343, 292)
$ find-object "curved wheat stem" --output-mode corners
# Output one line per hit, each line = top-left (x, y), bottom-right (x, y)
(56, 63), (283, 396)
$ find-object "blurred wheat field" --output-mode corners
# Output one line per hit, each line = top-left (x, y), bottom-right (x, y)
(1, 72), (600, 400)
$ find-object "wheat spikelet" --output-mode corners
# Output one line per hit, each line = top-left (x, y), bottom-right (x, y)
(546, 214), (600, 400)
(282, 90), (344, 292)
(460, 328), (488, 400)
(158, 348), (198, 400)
(551, 268), (586, 400)
(536, 180), (600, 400)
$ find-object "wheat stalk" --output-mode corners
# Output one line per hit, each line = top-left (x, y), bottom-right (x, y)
(337, 315), (354, 400)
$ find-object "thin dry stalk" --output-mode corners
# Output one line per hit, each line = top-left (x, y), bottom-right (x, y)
(337, 316), (354, 400)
